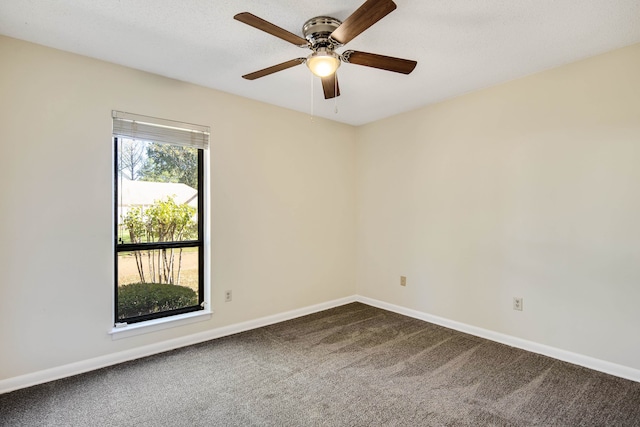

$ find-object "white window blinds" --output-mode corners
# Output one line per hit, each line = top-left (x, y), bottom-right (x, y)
(112, 111), (209, 150)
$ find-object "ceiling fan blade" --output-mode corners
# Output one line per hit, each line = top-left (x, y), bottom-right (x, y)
(242, 58), (306, 80)
(321, 74), (340, 99)
(330, 0), (397, 45)
(342, 50), (417, 74)
(234, 12), (309, 47)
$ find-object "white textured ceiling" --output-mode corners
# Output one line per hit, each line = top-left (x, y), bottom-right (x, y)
(1, 1), (639, 125)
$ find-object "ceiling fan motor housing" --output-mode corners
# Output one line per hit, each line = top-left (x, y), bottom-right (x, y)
(302, 16), (343, 50)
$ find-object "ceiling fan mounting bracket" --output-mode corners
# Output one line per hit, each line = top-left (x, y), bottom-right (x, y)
(302, 16), (343, 50)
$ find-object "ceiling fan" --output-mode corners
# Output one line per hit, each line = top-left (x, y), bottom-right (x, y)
(234, 0), (417, 99)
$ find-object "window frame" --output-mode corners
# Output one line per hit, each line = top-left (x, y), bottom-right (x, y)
(113, 136), (206, 325)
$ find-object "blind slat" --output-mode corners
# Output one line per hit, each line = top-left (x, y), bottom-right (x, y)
(112, 111), (209, 149)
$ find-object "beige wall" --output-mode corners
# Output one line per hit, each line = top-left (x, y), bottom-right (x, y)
(356, 44), (640, 370)
(0, 36), (356, 380)
(2, 33), (639, 383)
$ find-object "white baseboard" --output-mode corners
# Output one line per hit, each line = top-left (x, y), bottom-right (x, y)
(356, 295), (640, 383)
(0, 296), (357, 394)
(2, 294), (638, 394)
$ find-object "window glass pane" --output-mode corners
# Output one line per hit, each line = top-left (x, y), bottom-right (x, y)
(117, 248), (200, 320)
(117, 138), (199, 245)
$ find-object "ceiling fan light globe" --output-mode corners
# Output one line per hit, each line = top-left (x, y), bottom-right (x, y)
(306, 52), (341, 77)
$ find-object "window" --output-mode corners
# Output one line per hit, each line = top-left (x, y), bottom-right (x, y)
(113, 111), (209, 325)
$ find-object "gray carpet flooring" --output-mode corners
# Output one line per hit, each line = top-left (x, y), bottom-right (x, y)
(1, 302), (639, 426)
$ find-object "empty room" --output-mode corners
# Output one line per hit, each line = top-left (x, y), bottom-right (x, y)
(1, 0), (639, 425)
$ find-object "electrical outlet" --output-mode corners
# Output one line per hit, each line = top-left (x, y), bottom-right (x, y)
(225, 290), (232, 302)
(513, 297), (523, 311)
(400, 276), (407, 286)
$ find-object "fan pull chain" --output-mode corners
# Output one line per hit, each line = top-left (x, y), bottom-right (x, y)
(310, 71), (315, 121)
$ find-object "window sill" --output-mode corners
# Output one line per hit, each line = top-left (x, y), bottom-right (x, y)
(108, 310), (212, 340)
